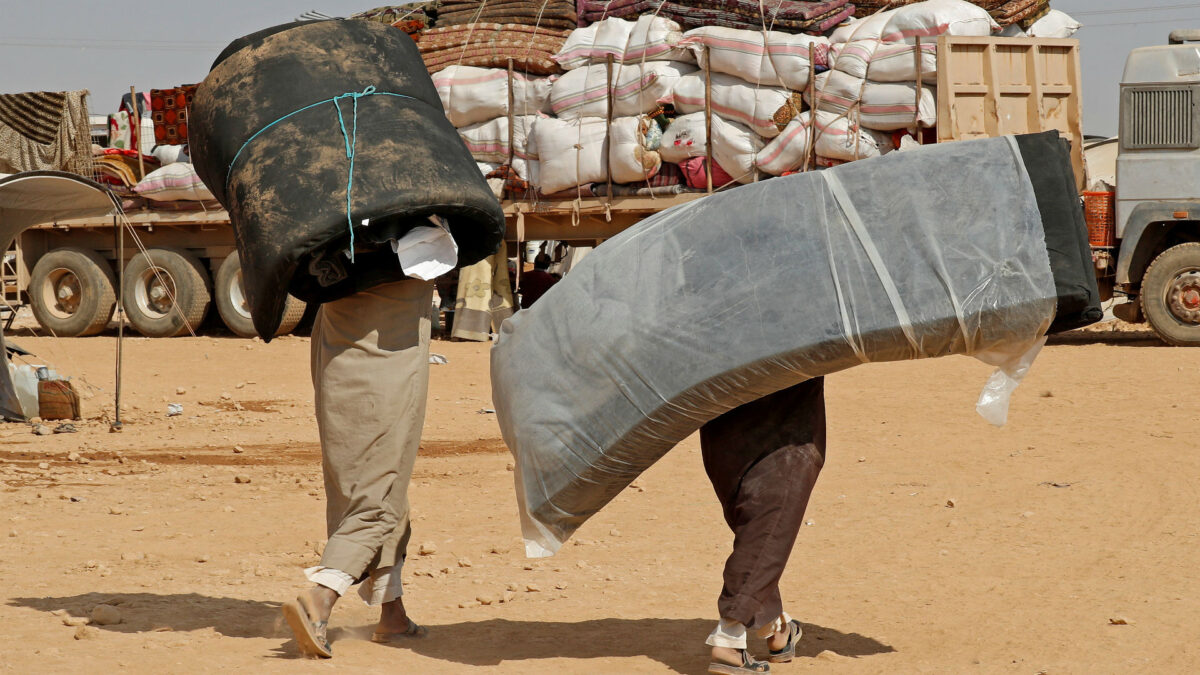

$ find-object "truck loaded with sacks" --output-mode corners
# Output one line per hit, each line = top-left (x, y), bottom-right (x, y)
(7, 0), (1098, 339)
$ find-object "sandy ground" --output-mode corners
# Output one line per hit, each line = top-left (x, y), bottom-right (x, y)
(2, 314), (1199, 674)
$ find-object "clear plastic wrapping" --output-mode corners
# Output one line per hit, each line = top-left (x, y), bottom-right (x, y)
(492, 136), (1059, 557)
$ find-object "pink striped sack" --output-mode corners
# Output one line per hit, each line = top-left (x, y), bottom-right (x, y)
(550, 61), (696, 119)
(671, 72), (793, 138)
(678, 26), (829, 90)
(133, 163), (215, 202)
(553, 16), (693, 70)
(434, 66), (555, 127)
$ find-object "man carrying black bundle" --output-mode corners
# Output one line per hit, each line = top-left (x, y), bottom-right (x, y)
(187, 18), (506, 659)
(701, 378), (826, 674)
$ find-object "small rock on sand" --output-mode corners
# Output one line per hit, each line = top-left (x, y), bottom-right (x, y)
(176, 387), (187, 395)
(74, 625), (100, 640)
(234, 475), (251, 484)
(67, 452), (81, 462)
(62, 616), (89, 627)
(37, 462), (49, 470)
(196, 554), (210, 563)
(816, 650), (849, 662)
(457, 557), (472, 568)
(419, 542), (437, 555)
(108, 506), (123, 515)
(232, 446), (244, 454)
(501, 590), (516, 603)
(525, 584), (541, 592)
(946, 498), (957, 508)
(32, 425), (52, 436)
(1109, 616), (1132, 626)
(90, 605), (122, 626)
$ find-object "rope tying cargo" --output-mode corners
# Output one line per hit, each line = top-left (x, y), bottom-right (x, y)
(227, 86), (417, 262)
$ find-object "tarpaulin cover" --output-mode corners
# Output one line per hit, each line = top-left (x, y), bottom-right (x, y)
(190, 19), (505, 340)
(0, 171), (114, 421)
(491, 131), (1101, 556)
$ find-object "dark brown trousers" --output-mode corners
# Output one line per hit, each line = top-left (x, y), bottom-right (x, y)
(700, 378), (826, 631)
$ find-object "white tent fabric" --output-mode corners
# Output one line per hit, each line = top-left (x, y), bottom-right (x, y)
(1, 171), (115, 421)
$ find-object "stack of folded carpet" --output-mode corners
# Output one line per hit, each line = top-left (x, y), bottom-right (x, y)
(577, 0), (856, 35)
(0, 90), (94, 177)
(352, 3), (439, 34)
(987, 0), (1049, 28)
(438, 0), (579, 31)
(418, 22), (571, 73)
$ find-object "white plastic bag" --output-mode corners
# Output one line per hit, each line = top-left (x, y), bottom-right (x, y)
(975, 337), (1048, 427)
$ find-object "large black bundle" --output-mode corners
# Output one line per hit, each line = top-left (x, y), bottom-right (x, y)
(191, 20), (504, 339)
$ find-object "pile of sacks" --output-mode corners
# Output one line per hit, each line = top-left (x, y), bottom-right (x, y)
(576, 0), (856, 34)
(854, 0), (1060, 29)
(423, 0), (1080, 196)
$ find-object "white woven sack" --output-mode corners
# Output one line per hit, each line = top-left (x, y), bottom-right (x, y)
(551, 61), (696, 119)
(434, 66), (554, 127)
(553, 16), (692, 70)
(457, 115), (541, 163)
(810, 72), (936, 131)
(134, 163), (214, 202)
(678, 27), (828, 90)
(533, 118), (608, 194)
(1028, 10), (1081, 39)
(754, 111), (895, 173)
(831, 41), (938, 83)
(659, 112), (764, 183)
(672, 72), (794, 138)
(831, 0), (998, 44)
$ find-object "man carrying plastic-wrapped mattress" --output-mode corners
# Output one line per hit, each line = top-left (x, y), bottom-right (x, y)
(492, 131), (1102, 672)
(189, 20), (503, 658)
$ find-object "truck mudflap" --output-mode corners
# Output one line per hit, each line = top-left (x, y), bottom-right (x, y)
(1116, 200), (1200, 288)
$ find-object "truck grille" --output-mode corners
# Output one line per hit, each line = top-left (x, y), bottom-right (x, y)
(1125, 87), (1197, 149)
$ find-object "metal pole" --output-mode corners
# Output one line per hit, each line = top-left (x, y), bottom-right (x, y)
(111, 211), (124, 432)
(605, 54), (615, 201)
(704, 47), (713, 194)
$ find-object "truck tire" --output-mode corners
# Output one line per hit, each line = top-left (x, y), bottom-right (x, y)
(28, 247), (117, 337)
(122, 247), (211, 337)
(214, 252), (306, 338)
(1141, 242), (1200, 346)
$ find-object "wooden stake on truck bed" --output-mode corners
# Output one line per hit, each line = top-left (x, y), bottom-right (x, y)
(506, 58), (515, 201)
(606, 54), (615, 204)
(129, 86), (145, 181)
(913, 37), (924, 144)
(704, 47), (713, 194)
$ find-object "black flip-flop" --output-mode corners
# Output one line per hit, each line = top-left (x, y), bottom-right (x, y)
(282, 595), (332, 658)
(371, 618), (428, 643)
(767, 620), (804, 663)
(708, 649), (770, 674)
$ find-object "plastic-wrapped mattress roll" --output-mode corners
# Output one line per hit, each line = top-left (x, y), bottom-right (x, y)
(190, 20), (504, 340)
(492, 131), (1101, 556)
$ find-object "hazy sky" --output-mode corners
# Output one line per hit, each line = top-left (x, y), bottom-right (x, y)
(1, 1), (1197, 136)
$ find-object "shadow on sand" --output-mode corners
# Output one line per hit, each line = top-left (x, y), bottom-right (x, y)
(11, 594), (893, 673)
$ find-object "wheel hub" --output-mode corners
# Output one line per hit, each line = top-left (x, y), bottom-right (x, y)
(44, 268), (81, 319)
(1167, 270), (1200, 325)
(135, 268), (176, 318)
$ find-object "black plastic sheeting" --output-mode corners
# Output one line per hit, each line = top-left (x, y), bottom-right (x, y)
(190, 19), (504, 340)
(492, 132), (1102, 556)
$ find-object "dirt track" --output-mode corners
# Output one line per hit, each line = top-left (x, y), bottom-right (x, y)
(2, 321), (1199, 674)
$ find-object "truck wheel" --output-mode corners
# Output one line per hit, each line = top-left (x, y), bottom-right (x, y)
(1141, 242), (1200, 346)
(122, 247), (211, 337)
(28, 247), (117, 337)
(214, 251), (306, 338)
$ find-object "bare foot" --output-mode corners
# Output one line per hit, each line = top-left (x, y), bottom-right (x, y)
(767, 623), (790, 652)
(302, 585), (338, 623)
(711, 646), (744, 667)
(372, 597), (426, 641)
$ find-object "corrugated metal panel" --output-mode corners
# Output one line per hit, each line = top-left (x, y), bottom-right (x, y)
(1127, 88), (1195, 149)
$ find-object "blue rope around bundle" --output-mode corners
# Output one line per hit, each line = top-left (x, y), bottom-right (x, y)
(227, 86), (415, 262)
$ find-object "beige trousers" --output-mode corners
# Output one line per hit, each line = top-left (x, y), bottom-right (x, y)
(310, 279), (433, 581)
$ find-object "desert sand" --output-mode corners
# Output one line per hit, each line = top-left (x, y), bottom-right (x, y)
(2, 318), (1198, 674)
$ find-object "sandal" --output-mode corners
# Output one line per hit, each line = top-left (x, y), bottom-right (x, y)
(708, 649), (770, 674)
(282, 594), (333, 658)
(768, 620), (803, 663)
(371, 618), (428, 643)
